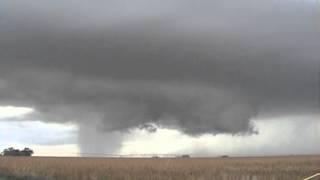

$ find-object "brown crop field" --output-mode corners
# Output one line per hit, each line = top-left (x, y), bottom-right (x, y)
(0, 155), (319, 180)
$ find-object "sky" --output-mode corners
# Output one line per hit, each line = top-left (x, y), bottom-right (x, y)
(0, 0), (319, 156)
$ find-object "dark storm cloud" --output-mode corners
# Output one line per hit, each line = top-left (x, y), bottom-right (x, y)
(0, 0), (319, 152)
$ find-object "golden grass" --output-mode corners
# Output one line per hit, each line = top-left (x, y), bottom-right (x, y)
(0, 155), (319, 180)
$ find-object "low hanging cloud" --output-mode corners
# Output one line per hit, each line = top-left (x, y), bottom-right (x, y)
(0, 0), (319, 153)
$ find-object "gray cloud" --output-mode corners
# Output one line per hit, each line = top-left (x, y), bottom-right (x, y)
(0, 0), (319, 153)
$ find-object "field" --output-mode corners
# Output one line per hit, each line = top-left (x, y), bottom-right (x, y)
(0, 155), (319, 180)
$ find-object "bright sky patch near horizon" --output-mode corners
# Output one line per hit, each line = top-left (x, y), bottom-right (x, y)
(0, 106), (34, 119)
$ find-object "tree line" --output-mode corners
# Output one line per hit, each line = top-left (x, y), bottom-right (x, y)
(1, 147), (34, 156)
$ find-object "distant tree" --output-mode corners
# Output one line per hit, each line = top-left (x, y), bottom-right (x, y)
(2, 147), (34, 156)
(20, 148), (34, 156)
(3, 147), (18, 156)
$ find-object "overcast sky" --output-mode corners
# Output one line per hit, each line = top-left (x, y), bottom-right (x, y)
(0, 0), (319, 156)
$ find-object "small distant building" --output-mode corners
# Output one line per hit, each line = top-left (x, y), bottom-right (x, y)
(181, 154), (191, 158)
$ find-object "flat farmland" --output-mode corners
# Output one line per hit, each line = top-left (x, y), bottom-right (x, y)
(0, 155), (319, 180)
